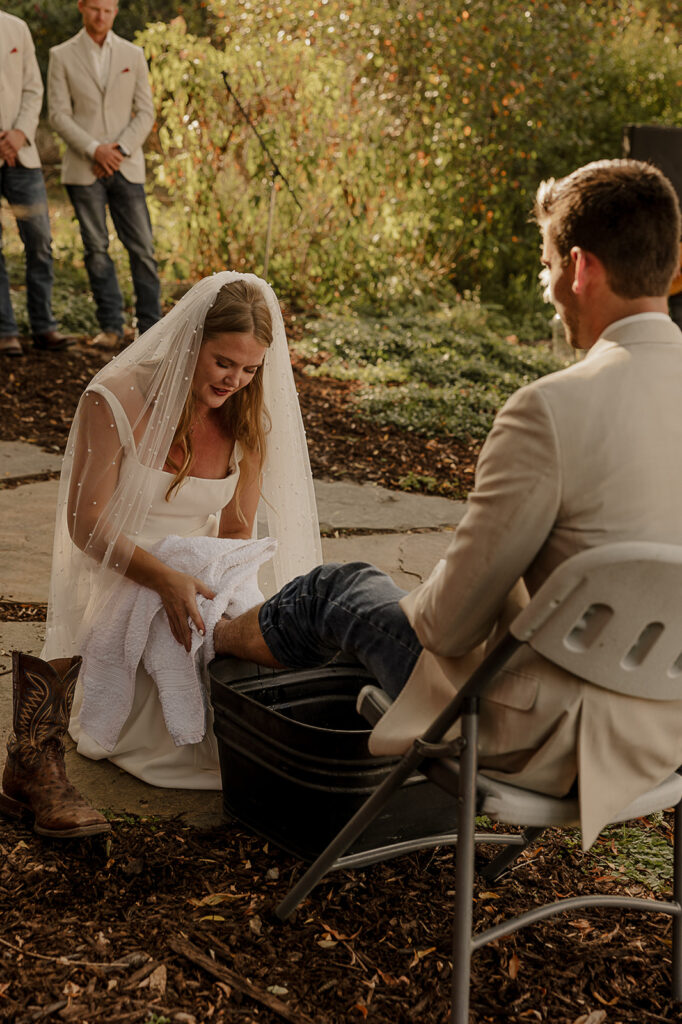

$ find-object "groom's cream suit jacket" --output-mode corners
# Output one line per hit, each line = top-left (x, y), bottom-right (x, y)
(47, 29), (154, 186)
(0, 11), (43, 169)
(370, 315), (682, 847)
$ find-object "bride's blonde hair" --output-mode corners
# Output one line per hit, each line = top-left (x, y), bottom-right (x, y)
(165, 279), (273, 518)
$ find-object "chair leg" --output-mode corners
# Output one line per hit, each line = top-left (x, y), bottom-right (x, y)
(450, 701), (479, 1024)
(479, 826), (546, 882)
(673, 797), (682, 1002)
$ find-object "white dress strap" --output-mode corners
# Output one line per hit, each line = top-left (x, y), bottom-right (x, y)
(88, 382), (137, 452)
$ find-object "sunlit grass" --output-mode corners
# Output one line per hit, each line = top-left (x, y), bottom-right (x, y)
(294, 303), (566, 441)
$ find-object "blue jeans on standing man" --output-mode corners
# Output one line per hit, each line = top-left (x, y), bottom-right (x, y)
(0, 165), (57, 338)
(258, 562), (424, 698)
(67, 171), (162, 336)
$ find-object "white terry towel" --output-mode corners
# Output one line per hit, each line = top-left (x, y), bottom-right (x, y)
(79, 535), (277, 751)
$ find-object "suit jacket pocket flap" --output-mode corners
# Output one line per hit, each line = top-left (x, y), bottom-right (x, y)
(483, 668), (539, 711)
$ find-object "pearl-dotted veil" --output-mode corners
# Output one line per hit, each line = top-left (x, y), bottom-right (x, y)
(43, 271), (321, 659)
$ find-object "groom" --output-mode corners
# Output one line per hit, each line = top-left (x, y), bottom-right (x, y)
(214, 158), (682, 849)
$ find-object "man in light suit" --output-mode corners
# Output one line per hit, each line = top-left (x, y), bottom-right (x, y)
(48, 0), (161, 349)
(0, 10), (72, 356)
(213, 159), (682, 850)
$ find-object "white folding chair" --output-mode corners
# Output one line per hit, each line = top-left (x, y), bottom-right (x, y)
(275, 542), (682, 1022)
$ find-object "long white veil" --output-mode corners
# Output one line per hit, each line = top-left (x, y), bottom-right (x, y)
(43, 271), (321, 659)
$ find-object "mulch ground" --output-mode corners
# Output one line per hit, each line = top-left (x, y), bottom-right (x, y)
(0, 333), (677, 1024)
(0, 327), (477, 500)
(0, 813), (677, 1024)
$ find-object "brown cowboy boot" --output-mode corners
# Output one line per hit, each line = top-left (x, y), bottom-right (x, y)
(0, 652), (111, 838)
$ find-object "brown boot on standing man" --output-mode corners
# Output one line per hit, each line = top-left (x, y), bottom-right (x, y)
(0, 652), (111, 838)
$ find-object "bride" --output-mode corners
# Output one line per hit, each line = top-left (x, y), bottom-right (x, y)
(43, 272), (321, 789)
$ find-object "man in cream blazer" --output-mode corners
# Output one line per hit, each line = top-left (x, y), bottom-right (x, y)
(0, 10), (71, 355)
(214, 159), (682, 850)
(48, 0), (161, 349)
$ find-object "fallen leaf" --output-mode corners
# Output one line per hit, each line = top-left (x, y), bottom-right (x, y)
(409, 947), (436, 967)
(592, 990), (619, 1006)
(147, 964), (167, 996)
(189, 892), (244, 907)
(319, 921), (362, 941)
(508, 952), (520, 979)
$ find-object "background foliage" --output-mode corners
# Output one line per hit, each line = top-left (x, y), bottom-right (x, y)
(4, 0), (680, 315)
(142, 0), (680, 310)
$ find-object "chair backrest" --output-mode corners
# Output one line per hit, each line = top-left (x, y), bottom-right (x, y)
(510, 542), (682, 701)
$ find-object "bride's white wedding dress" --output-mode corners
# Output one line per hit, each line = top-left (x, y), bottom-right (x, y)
(68, 386), (247, 789)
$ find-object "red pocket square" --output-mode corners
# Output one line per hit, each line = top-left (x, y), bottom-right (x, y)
(121, 67), (130, 73)
(10, 47), (18, 54)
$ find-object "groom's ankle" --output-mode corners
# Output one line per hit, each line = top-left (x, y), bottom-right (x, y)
(213, 605), (285, 669)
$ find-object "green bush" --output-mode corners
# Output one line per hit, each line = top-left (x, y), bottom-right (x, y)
(135, 0), (680, 312)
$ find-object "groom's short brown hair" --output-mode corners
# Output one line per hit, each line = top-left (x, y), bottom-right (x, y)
(535, 159), (680, 299)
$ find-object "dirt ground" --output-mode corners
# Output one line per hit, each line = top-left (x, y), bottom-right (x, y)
(0, 813), (678, 1024)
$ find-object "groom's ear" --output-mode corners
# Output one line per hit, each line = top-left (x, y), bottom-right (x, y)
(570, 246), (606, 295)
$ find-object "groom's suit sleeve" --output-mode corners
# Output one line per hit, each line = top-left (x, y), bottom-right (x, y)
(400, 383), (562, 656)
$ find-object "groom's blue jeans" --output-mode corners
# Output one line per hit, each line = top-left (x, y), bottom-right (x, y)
(258, 562), (423, 698)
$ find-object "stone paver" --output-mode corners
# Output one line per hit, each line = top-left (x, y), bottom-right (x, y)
(0, 440), (63, 481)
(0, 480), (59, 602)
(322, 529), (454, 589)
(314, 478), (465, 532)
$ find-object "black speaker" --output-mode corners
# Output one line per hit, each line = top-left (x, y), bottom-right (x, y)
(623, 124), (682, 202)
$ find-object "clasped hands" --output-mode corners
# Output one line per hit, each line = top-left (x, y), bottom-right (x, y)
(0, 129), (27, 166)
(92, 142), (124, 178)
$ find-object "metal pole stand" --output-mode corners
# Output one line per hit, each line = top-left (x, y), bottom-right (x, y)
(263, 169), (280, 280)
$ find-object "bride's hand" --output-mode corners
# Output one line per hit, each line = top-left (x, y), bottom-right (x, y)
(156, 568), (216, 651)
